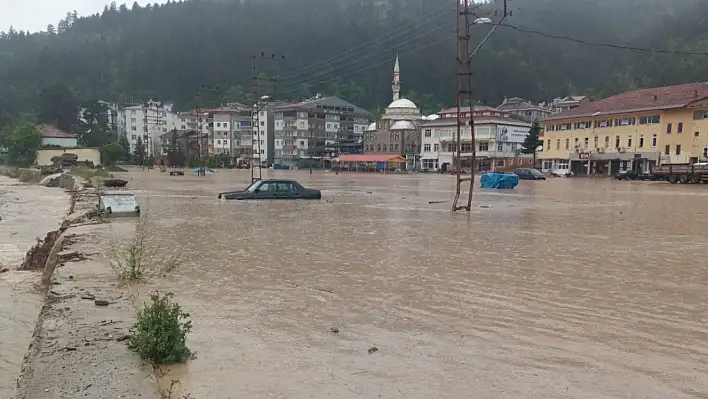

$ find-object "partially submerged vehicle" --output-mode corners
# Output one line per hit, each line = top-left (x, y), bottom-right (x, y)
(217, 179), (322, 200)
(97, 191), (140, 216)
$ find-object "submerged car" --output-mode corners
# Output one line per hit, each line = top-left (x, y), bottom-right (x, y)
(217, 179), (322, 200)
(514, 168), (546, 180)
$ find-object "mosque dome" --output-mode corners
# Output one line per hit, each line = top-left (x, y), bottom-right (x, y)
(387, 98), (418, 110)
(390, 120), (416, 130)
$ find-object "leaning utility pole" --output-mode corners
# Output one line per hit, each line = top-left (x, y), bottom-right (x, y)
(452, 0), (476, 212)
(250, 52), (286, 183)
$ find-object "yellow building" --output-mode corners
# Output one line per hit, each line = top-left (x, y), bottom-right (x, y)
(35, 148), (102, 166)
(539, 82), (708, 175)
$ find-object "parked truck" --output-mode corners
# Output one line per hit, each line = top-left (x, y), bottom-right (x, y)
(651, 163), (708, 184)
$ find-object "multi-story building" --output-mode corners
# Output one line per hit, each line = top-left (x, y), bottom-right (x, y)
(497, 97), (553, 122)
(419, 106), (531, 172)
(539, 82), (708, 175)
(252, 104), (275, 167)
(273, 96), (371, 167)
(550, 96), (591, 114)
(119, 101), (178, 157)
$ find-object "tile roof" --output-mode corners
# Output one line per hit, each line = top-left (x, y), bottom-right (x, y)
(543, 82), (708, 121)
(439, 105), (504, 114)
(337, 154), (406, 163)
(39, 124), (74, 138)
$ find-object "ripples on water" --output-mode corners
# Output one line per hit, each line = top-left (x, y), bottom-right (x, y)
(112, 170), (708, 398)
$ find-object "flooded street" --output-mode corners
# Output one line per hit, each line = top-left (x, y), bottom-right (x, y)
(0, 175), (68, 397)
(115, 169), (708, 398)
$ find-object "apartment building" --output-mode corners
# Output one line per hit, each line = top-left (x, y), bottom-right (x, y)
(540, 82), (708, 175)
(273, 96), (371, 167)
(497, 97), (553, 122)
(420, 106), (531, 171)
(119, 101), (178, 157)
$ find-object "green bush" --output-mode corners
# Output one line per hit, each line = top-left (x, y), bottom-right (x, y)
(128, 292), (194, 365)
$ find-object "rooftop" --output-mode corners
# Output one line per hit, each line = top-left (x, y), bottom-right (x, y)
(275, 96), (372, 118)
(40, 124), (74, 139)
(544, 83), (708, 121)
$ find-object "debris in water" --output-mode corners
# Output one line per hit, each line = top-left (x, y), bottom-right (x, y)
(81, 293), (96, 300)
(429, 200), (448, 204)
(94, 299), (109, 307)
(330, 327), (340, 334)
(368, 346), (378, 354)
(0, 267), (9, 274)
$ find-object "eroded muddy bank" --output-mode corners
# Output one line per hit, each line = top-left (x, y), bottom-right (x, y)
(1, 172), (159, 399)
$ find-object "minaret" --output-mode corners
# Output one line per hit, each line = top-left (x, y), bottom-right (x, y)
(392, 54), (401, 101)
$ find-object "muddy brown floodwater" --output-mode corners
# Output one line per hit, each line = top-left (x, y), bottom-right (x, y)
(113, 169), (708, 398)
(0, 175), (68, 397)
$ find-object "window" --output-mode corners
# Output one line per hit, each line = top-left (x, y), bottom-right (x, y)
(639, 115), (660, 124)
(461, 143), (472, 152)
(665, 145), (670, 155)
(615, 136), (620, 148)
(615, 117), (636, 126)
(693, 110), (708, 120)
(132, 126), (137, 131)
(652, 134), (657, 147)
(594, 136), (598, 148)
(628, 136), (633, 147)
(394, 144), (399, 151)
(517, 158), (522, 165)
(565, 138), (570, 149)
(604, 136), (609, 148)
(497, 143), (503, 152)
(595, 119), (612, 128)
(216, 122), (221, 127)
(496, 160), (505, 167)
(666, 123), (672, 134)
(424, 129), (432, 137)
(639, 135), (644, 148)
(556, 139), (560, 150)
(424, 144), (431, 152)
(383, 145), (387, 152)
(433, 144), (439, 151)
(574, 137), (579, 147)
(584, 137), (589, 148)
(695, 131), (700, 138)
(678, 122), (683, 134)
(547, 140), (551, 150)
(260, 121), (265, 126)
(676, 145), (681, 155)
(479, 142), (489, 151)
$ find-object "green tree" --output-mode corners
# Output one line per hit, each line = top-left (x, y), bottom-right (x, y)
(38, 85), (78, 134)
(521, 121), (543, 167)
(0, 120), (42, 165)
(77, 100), (110, 147)
(118, 134), (131, 161)
(133, 136), (145, 166)
(102, 142), (125, 166)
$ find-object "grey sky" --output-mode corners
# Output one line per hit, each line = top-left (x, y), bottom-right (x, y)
(1, 0), (165, 33)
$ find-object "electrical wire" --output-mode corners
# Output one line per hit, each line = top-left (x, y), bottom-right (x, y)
(277, 33), (454, 96)
(280, 19), (457, 86)
(278, 0), (459, 80)
(500, 23), (708, 57)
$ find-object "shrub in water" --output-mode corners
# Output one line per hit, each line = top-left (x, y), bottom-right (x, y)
(129, 292), (193, 364)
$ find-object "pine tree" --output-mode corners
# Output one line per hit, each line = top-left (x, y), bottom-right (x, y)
(521, 121), (542, 168)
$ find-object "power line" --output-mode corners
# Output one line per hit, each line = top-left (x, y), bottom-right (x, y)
(279, 2), (487, 89)
(501, 23), (708, 57)
(277, 34), (454, 96)
(278, 0), (458, 80)
(280, 19), (458, 85)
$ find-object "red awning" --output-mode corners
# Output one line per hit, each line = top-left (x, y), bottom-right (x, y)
(337, 154), (406, 163)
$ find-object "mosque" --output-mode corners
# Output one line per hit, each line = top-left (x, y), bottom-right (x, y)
(362, 55), (426, 170)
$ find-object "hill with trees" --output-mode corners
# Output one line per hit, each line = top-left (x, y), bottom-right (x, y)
(0, 0), (707, 126)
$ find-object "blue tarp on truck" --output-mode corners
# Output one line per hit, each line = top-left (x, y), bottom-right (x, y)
(480, 173), (519, 189)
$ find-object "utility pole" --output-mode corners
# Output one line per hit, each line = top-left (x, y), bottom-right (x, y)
(251, 52), (285, 183)
(308, 123), (313, 174)
(195, 85), (220, 176)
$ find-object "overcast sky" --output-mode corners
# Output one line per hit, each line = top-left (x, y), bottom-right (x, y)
(0, 0), (166, 33)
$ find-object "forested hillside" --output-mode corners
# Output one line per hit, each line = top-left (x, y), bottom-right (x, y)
(0, 0), (707, 121)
